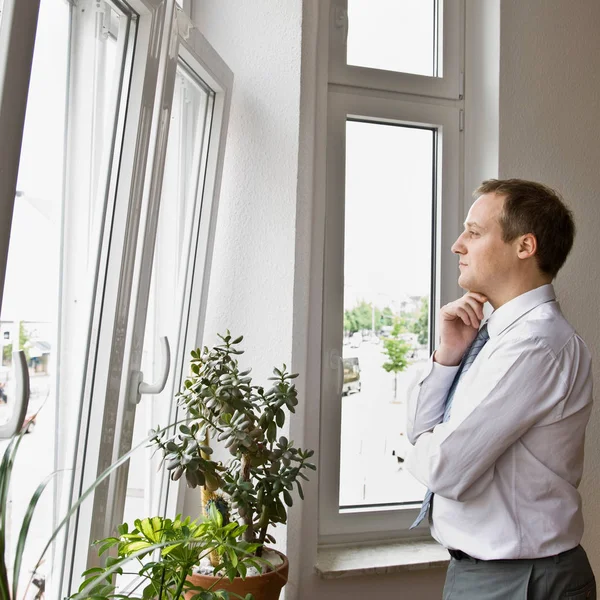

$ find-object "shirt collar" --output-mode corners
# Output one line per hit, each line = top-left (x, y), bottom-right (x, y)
(486, 284), (556, 338)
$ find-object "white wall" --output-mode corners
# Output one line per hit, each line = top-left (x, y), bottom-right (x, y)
(183, 0), (303, 539)
(498, 0), (600, 576)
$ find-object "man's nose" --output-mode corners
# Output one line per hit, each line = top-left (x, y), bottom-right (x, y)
(451, 233), (465, 255)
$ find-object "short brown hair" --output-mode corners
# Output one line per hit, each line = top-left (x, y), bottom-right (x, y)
(474, 179), (575, 278)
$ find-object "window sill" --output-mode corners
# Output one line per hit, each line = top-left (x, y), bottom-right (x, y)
(315, 539), (449, 579)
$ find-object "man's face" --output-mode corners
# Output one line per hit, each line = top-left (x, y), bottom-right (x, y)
(451, 193), (517, 295)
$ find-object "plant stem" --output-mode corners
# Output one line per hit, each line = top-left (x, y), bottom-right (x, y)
(256, 523), (269, 559)
(173, 567), (188, 600)
(240, 454), (255, 543)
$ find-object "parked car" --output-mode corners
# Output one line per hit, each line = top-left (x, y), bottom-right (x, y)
(342, 357), (361, 395)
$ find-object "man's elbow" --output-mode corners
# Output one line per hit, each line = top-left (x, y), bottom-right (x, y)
(429, 468), (493, 502)
(429, 481), (464, 502)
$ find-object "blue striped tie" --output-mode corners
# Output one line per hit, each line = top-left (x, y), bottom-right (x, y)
(409, 324), (490, 529)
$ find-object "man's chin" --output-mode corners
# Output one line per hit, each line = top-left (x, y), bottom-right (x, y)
(457, 273), (469, 290)
(458, 274), (481, 294)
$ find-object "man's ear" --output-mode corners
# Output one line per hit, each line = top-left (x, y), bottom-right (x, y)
(517, 233), (537, 259)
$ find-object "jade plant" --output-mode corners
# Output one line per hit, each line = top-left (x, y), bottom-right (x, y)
(150, 332), (316, 560)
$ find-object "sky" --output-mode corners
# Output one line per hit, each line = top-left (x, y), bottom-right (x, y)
(344, 121), (434, 311)
(347, 0), (435, 76)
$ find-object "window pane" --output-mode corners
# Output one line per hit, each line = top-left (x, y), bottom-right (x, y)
(0, 0), (133, 593)
(0, 1), (68, 593)
(347, 0), (438, 77)
(122, 64), (213, 525)
(340, 120), (433, 509)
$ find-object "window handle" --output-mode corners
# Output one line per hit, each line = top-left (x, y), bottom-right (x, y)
(130, 336), (171, 405)
(0, 351), (30, 439)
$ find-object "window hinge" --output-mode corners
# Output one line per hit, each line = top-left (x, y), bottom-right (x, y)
(333, 6), (349, 42)
(459, 109), (465, 132)
(334, 6), (348, 29)
(94, 0), (111, 41)
(459, 71), (465, 99)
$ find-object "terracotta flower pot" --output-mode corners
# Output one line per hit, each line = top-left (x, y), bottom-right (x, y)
(185, 549), (289, 600)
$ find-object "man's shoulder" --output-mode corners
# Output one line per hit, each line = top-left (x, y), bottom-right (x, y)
(508, 302), (588, 359)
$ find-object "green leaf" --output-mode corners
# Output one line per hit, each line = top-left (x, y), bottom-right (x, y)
(237, 561), (247, 579)
(267, 421), (276, 444)
(275, 409), (285, 428)
(228, 546), (238, 567)
(13, 471), (56, 600)
(96, 538), (119, 556)
(117, 522), (129, 535)
(81, 567), (105, 577)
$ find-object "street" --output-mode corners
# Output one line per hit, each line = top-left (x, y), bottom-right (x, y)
(340, 339), (427, 507)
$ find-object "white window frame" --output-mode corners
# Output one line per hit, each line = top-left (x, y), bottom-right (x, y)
(329, 0), (464, 99)
(319, 91), (462, 542)
(62, 0), (180, 587)
(64, 0), (233, 589)
(316, 0), (466, 545)
(167, 6), (234, 515)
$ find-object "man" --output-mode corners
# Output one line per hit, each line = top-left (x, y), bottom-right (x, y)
(405, 179), (595, 599)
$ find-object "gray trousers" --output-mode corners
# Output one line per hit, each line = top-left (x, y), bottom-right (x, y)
(443, 546), (596, 600)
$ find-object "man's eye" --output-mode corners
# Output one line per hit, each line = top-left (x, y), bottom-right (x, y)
(468, 231), (479, 237)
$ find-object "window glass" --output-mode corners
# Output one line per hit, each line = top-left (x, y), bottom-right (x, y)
(340, 120), (433, 509)
(122, 63), (213, 525)
(347, 0), (438, 77)
(0, 0), (133, 593)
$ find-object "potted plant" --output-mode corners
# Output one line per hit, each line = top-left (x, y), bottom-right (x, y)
(149, 332), (316, 600)
(69, 505), (262, 600)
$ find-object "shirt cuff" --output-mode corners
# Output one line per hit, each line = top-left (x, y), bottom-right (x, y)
(418, 355), (460, 386)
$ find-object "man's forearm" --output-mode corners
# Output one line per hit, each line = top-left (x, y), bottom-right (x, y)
(406, 358), (460, 444)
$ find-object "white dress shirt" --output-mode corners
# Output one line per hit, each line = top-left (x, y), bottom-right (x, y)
(405, 284), (593, 560)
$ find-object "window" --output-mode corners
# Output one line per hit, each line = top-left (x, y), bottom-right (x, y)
(340, 120), (433, 508)
(329, 0), (463, 99)
(66, 4), (232, 590)
(318, 0), (464, 543)
(347, 0), (438, 76)
(122, 63), (215, 526)
(0, 1), (233, 597)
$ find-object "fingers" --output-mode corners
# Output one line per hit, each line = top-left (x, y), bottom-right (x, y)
(466, 291), (488, 305)
(456, 304), (479, 328)
(463, 295), (485, 322)
(442, 292), (487, 329)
